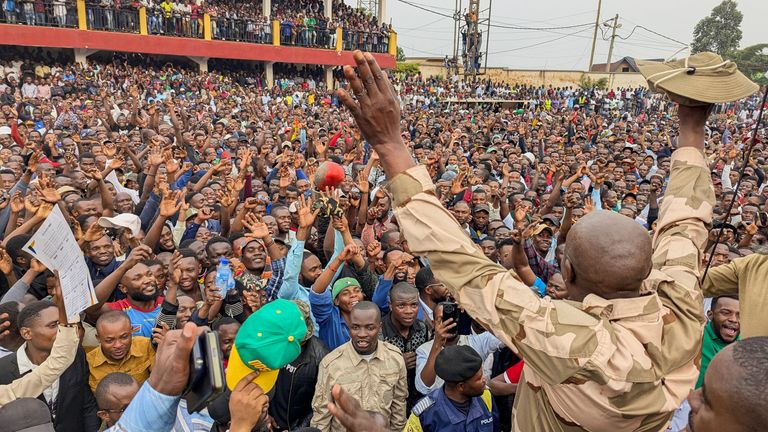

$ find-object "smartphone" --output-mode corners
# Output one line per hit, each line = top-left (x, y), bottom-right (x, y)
(440, 302), (472, 336)
(183, 330), (225, 413)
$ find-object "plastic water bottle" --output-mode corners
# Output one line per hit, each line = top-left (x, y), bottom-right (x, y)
(215, 257), (233, 296)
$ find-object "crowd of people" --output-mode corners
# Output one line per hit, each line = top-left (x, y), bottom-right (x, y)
(1, 0), (391, 52)
(0, 45), (766, 432)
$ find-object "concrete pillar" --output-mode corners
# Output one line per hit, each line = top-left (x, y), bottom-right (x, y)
(377, 0), (386, 25)
(188, 56), (209, 73)
(323, 0), (332, 18)
(262, 0), (270, 18)
(265, 62), (274, 88)
(74, 48), (97, 67)
(324, 66), (333, 91)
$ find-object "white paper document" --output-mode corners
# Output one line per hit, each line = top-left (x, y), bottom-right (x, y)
(23, 205), (97, 319)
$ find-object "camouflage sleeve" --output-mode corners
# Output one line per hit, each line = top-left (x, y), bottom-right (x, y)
(701, 259), (740, 297)
(645, 147), (714, 372)
(390, 165), (610, 385)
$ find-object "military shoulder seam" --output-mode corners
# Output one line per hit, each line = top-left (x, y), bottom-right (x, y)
(411, 396), (435, 416)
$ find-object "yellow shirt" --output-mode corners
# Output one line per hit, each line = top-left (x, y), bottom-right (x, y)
(86, 336), (155, 393)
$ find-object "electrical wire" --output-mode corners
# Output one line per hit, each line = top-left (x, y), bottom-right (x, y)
(488, 26), (593, 55)
(616, 25), (688, 46)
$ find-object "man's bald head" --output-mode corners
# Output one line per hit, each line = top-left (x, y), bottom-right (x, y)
(563, 211), (652, 301)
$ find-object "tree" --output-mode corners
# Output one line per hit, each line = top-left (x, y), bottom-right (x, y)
(729, 43), (768, 85)
(396, 47), (406, 62)
(691, 0), (743, 55)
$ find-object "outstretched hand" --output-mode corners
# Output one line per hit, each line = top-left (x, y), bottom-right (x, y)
(338, 51), (414, 178)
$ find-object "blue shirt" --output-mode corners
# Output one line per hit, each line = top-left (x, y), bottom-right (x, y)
(278, 231), (345, 336)
(372, 276), (427, 322)
(413, 388), (499, 432)
(309, 287), (349, 350)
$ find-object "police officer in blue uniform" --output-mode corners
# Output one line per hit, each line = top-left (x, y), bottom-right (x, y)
(405, 345), (499, 432)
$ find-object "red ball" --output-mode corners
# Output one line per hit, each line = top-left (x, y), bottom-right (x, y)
(314, 161), (346, 191)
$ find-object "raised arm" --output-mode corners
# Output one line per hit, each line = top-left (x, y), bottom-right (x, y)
(338, 52), (604, 384)
(644, 104), (715, 366)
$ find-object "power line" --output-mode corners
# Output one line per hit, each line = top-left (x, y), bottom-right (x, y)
(489, 26), (594, 55)
(395, 0), (454, 19)
(396, 0), (594, 31)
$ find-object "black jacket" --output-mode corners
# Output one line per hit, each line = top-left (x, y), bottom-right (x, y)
(0, 346), (100, 432)
(268, 336), (330, 431)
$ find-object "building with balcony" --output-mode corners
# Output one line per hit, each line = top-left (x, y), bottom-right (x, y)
(0, 0), (396, 89)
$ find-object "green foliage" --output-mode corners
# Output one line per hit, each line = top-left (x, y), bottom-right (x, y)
(691, 0), (743, 55)
(728, 43), (768, 85)
(579, 75), (609, 90)
(396, 47), (406, 62)
(395, 62), (420, 75)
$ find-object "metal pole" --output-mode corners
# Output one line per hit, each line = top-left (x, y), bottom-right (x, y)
(587, 0), (601, 71)
(483, 0), (491, 74)
(605, 13), (618, 73)
(452, 0), (460, 63)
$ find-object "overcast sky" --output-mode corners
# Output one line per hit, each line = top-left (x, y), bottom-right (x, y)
(377, 0), (767, 70)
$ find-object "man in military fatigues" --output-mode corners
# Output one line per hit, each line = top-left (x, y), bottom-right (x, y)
(406, 345), (499, 432)
(335, 50), (757, 431)
(310, 301), (408, 432)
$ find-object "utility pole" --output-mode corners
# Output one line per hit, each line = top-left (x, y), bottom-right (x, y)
(605, 14), (620, 73)
(452, 0), (461, 64)
(483, 0), (492, 73)
(587, 0), (602, 71)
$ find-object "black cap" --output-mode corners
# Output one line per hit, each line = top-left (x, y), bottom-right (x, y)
(435, 345), (482, 383)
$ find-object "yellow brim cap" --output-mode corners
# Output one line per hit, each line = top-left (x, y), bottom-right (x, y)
(225, 345), (280, 391)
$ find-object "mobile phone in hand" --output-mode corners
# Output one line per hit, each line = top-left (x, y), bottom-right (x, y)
(183, 330), (225, 413)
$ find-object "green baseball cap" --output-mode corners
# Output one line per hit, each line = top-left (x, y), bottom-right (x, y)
(332, 277), (360, 300)
(225, 299), (307, 391)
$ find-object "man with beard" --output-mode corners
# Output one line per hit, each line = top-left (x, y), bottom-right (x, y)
(87, 245), (160, 338)
(311, 301), (407, 432)
(380, 282), (430, 414)
(279, 195), (344, 336)
(407, 345), (498, 432)
(87, 310), (154, 392)
(414, 266), (449, 330)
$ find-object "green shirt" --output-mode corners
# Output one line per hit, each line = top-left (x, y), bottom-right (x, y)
(696, 321), (739, 388)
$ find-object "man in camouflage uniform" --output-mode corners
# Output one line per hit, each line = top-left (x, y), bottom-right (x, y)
(335, 51), (754, 431)
(311, 301), (408, 432)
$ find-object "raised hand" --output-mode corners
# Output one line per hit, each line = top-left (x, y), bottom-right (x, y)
(24, 195), (40, 215)
(366, 240), (382, 259)
(83, 222), (107, 242)
(159, 189), (183, 218)
(337, 51), (410, 175)
(296, 195), (320, 229)
(243, 213), (270, 239)
(0, 246), (13, 274)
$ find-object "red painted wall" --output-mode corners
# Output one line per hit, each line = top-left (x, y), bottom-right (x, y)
(0, 24), (396, 68)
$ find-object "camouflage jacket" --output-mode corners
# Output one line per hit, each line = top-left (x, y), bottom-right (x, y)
(390, 147), (714, 431)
